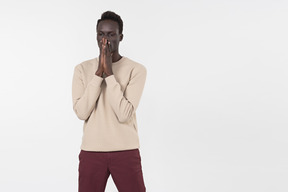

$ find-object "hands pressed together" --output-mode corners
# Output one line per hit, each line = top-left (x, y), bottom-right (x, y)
(95, 37), (113, 77)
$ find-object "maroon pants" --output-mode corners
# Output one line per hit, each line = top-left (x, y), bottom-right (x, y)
(78, 148), (146, 192)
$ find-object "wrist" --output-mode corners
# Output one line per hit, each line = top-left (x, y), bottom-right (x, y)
(104, 71), (113, 77)
(95, 69), (103, 77)
(104, 68), (113, 77)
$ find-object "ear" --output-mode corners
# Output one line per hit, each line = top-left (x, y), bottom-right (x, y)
(119, 34), (124, 41)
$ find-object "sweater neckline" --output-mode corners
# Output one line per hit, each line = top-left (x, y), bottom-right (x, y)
(113, 56), (126, 64)
(95, 56), (126, 65)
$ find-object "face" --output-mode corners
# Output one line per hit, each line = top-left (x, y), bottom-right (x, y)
(96, 20), (123, 53)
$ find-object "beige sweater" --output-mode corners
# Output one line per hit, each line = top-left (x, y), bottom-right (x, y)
(72, 56), (147, 151)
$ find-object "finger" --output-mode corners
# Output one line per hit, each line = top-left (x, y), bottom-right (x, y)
(103, 51), (105, 66)
(104, 38), (109, 50)
(104, 40), (108, 55)
(101, 50), (104, 66)
(107, 41), (112, 53)
(101, 43), (105, 64)
(102, 38), (105, 49)
(104, 38), (107, 46)
(100, 37), (104, 48)
(102, 37), (106, 48)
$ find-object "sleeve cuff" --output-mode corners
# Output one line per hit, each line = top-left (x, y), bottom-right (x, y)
(105, 75), (117, 86)
(89, 75), (103, 87)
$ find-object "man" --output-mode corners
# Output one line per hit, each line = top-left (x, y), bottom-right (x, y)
(72, 11), (147, 192)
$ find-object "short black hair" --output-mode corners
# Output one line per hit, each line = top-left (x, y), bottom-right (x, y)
(96, 11), (123, 34)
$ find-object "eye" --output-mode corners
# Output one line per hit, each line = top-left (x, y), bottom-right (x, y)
(97, 32), (103, 36)
(109, 33), (115, 37)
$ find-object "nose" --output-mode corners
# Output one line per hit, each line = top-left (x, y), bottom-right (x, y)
(103, 34), (110, 39)
(100, 36), (110, 44)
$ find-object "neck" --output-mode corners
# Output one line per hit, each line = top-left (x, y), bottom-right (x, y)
(112, 52), (122, 63)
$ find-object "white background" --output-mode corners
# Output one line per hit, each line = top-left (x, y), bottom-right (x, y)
(0, 0), (287, 191)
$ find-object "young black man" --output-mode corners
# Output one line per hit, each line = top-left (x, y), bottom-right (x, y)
(72, 11), (147, 192)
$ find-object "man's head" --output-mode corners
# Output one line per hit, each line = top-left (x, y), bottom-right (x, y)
(96, 11), (123, 54)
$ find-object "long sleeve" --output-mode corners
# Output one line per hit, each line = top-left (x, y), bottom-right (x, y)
(72, 65), (103, 120)
(105, 65), (147, 123)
